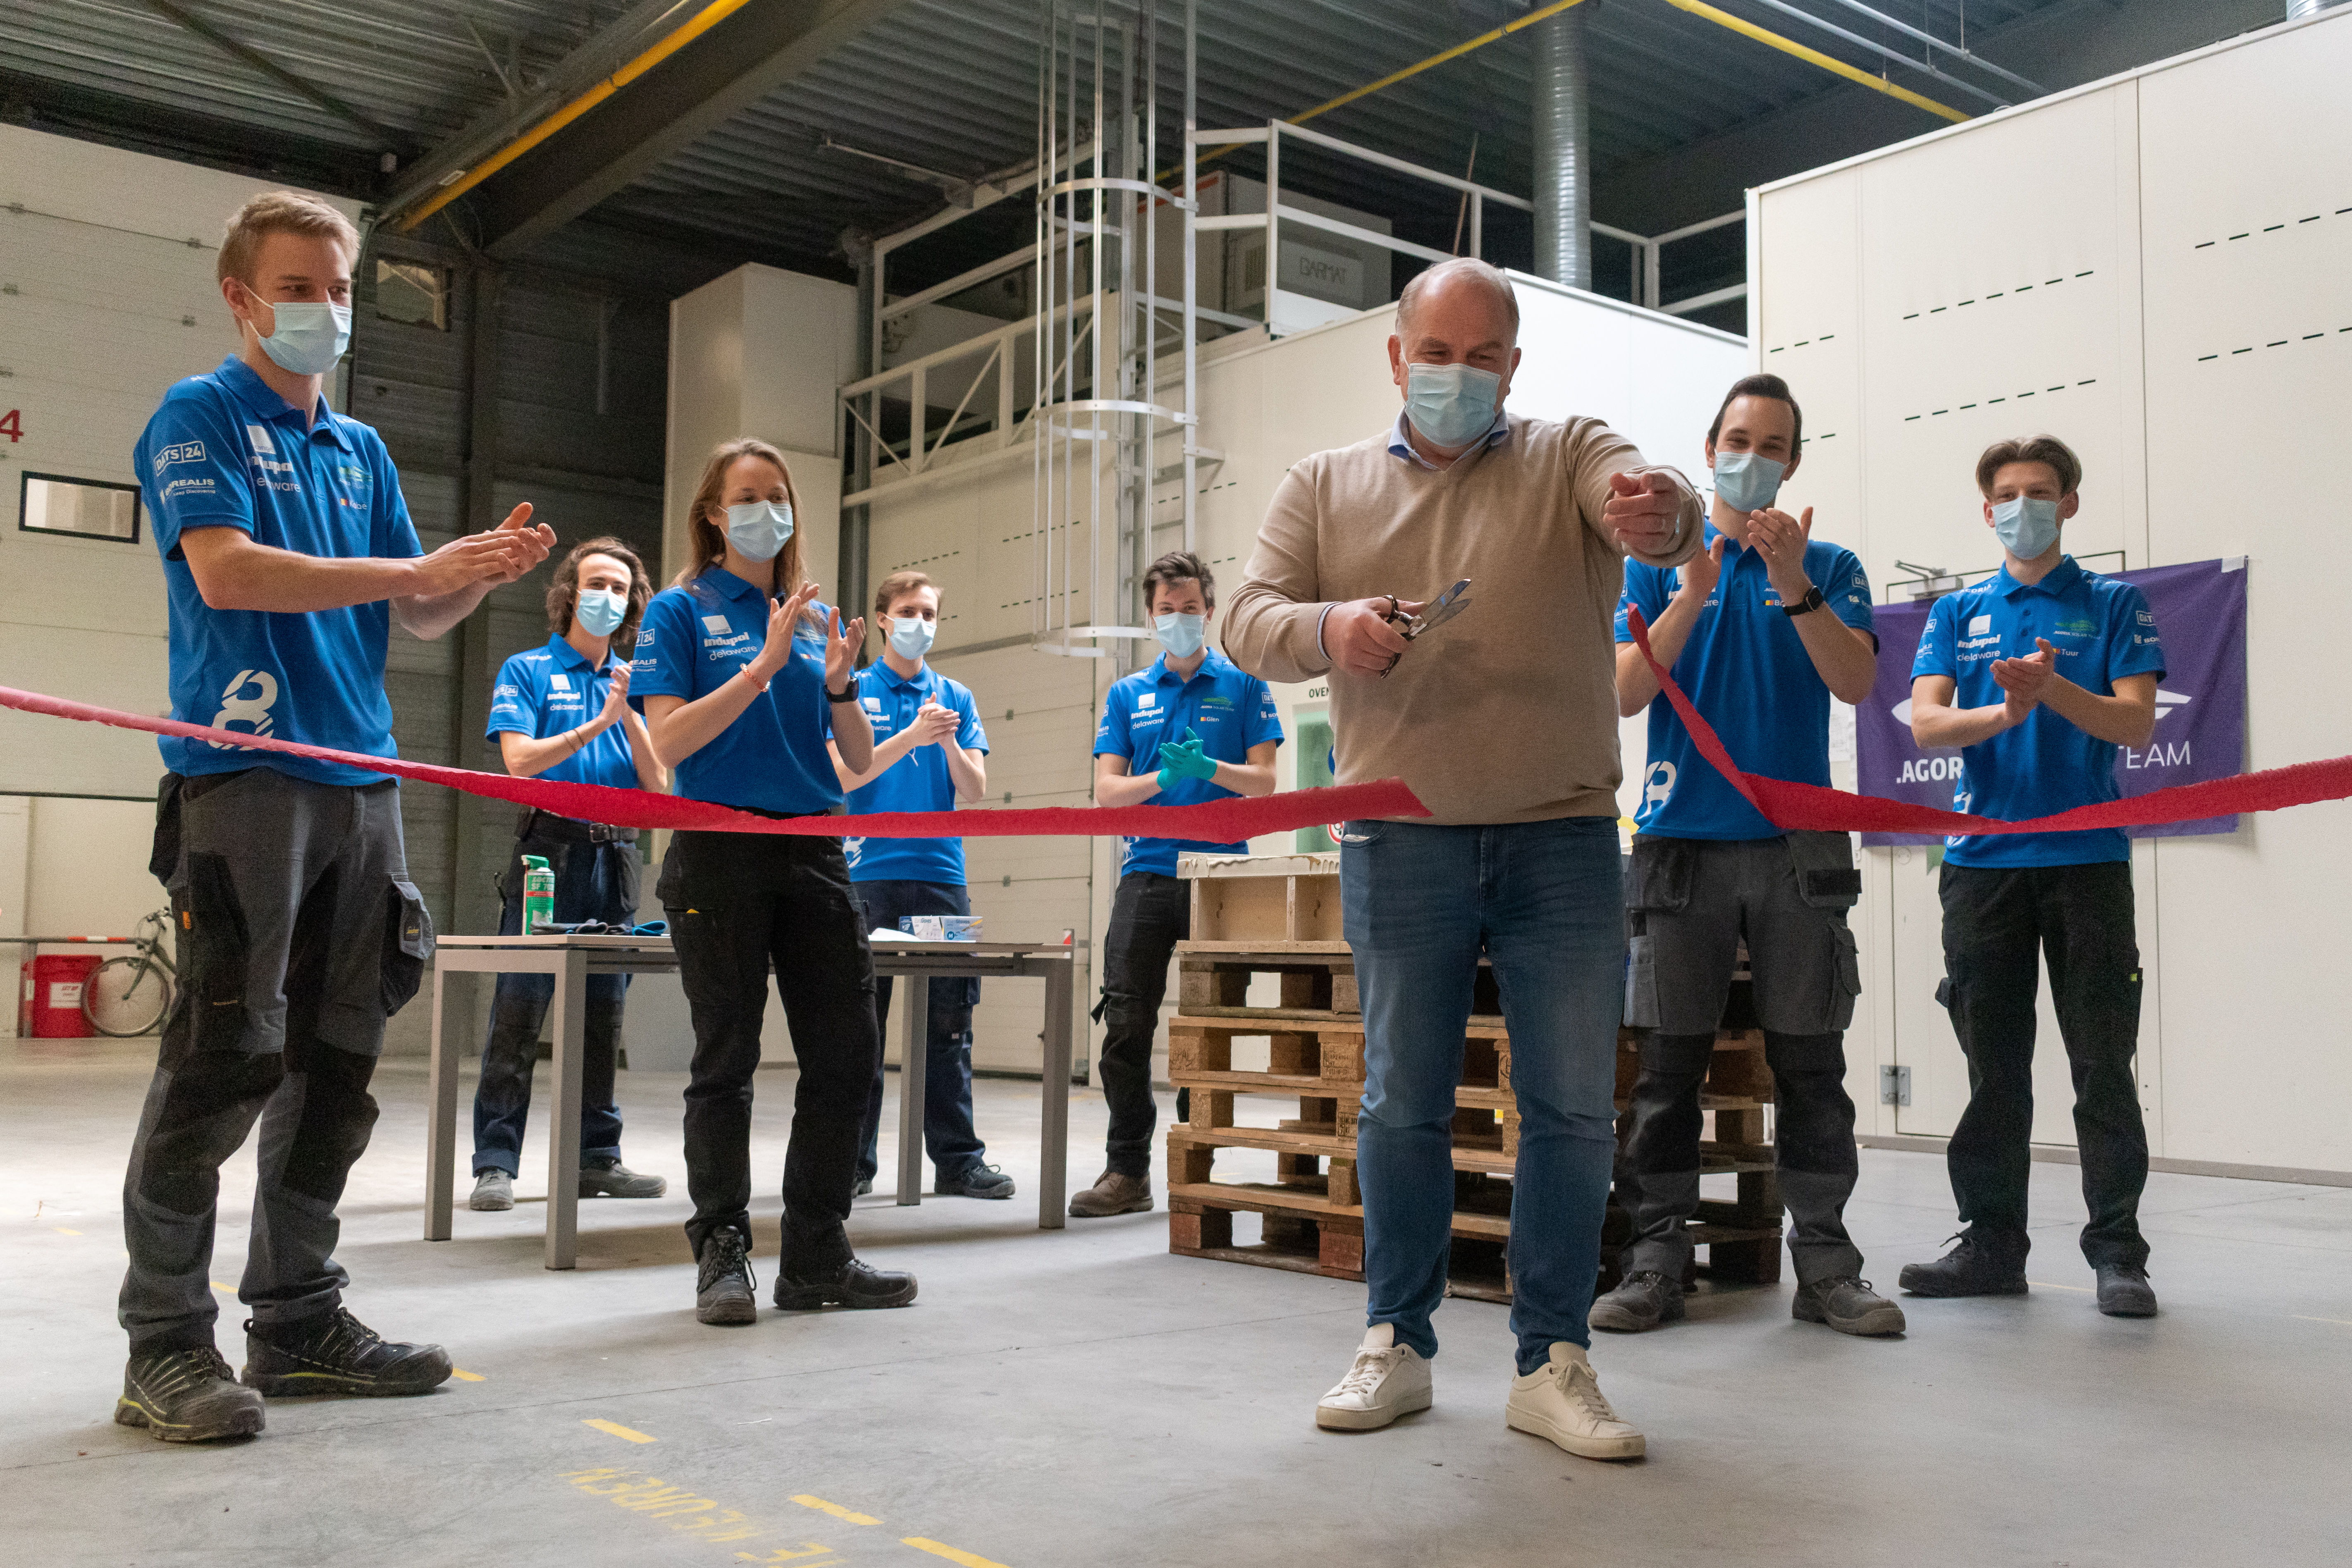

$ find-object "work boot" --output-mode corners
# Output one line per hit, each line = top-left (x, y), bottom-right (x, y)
(1588, 1269), (1686, 1333)
(115, 1346), (266, 1442)
(1067, 1169), (1153, 1218)
(1314, 1324), (1432, 1432)
(695, 1226), (757, 1326)
(772, 1258), (918, 1310)
(468, 1170), (514, 1211)
(936, 1163), (1015, 1200)
(1898, 1231), (2028, 1297)
(2095, 1264), (2158, 1318)
(579, 1160), (667, 1199)
(854, 1178), (874, 1198)
(1793, 1276), (1908, 1336)
(242, 1310), (452, 1397)
(1505, 1343), (1645, 1461)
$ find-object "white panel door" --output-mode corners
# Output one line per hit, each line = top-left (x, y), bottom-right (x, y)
(2136, 13), (2352, 1172)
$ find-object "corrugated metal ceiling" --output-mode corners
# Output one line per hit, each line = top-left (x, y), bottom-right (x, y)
(3, 0), (2073, 286)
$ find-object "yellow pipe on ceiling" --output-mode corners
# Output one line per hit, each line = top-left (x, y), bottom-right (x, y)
(396, 0), (756, 234)
(1662, 0), (1969, 124)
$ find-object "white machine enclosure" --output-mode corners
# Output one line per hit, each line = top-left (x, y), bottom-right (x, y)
(1750, 8), (2352, 1177)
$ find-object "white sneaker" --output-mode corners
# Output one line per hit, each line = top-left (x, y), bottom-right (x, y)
(1504, 1342), (1645, 1460)
(1314, 1324), (1433, 1432)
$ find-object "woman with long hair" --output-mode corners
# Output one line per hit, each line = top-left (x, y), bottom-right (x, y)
(632, 437), (913, 1325)
(468, 537), (669, 1212)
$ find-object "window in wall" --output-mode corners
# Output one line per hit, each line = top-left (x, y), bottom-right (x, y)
(376, 259), (449, 329)
(19, 473), (141, 544)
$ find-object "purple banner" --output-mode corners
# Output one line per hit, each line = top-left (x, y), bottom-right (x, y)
(1854, 558), (2248, 847)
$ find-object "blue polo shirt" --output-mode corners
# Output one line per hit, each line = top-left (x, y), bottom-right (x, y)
(844, 660), (989, 886)
(136, 355), (421, 785)
(1913, 556), (2165, 868)
(1617, 522), (1874, 839)
(487, 634), (639, 790)
(1095, 650), (1284, 877)
(629, 568), (840, 816)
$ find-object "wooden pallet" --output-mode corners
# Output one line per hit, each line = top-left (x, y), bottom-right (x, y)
(1179, 851), (1340, 944)
(1176, 943), (1359, 1015)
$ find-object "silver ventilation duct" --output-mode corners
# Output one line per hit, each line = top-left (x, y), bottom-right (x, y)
(1531, 4), (1592, 290)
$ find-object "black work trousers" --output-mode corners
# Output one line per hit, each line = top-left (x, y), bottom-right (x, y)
(660, 828), (879, 1276)
(1096, 871), (1189, 1177)
(1939, 860), (2149, 1270)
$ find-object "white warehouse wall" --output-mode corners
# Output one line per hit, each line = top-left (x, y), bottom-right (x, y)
(0, 125), (361, 1028)
(1752, 9), (2352, 1176)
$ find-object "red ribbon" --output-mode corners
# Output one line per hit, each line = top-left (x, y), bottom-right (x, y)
(1621, 606), (2352, 835)
(0, 684), (1427, 839)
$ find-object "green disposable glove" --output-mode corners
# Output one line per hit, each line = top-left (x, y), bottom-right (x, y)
(1155, 726), (1218, 789)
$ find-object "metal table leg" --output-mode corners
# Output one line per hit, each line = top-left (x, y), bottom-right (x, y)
(895, 970), (929, 1206)
(1037, 957), (1073, 1230)
(546, 950), (587, 1270)
(424, 964), (457, 1242)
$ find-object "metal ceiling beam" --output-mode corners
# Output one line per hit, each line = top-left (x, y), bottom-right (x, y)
(455, 0), (915, 260)
(140, 0), (411, 156)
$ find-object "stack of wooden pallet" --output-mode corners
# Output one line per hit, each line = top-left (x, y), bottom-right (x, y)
(1163, 852), (1787, 1299)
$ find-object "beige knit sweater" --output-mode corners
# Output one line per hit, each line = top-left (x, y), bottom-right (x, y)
(1223, 413), (1703, 825)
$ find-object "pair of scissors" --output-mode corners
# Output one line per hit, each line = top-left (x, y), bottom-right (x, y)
(1379, 578), (1472, 674)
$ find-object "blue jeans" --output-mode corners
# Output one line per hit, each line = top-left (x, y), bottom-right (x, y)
(471, 833), (636, 1176)
(1342, 816), (1624, 1375)
(852, 881), (986, 1184)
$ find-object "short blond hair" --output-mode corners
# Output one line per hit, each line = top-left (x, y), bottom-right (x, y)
(217, 191), (359, 288)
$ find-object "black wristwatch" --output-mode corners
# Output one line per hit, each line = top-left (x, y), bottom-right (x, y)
(1781, 585), (1827, 618)
(826, 683), (860, 704)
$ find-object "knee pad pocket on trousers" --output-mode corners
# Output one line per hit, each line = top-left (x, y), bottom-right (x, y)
(139, 1048), (283, 1212)
(281, 1047), (382, 1205)
(179, 852), (253, 1053)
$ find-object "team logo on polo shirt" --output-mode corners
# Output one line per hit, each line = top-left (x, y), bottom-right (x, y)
(1137, 692), (1157, 710)
(153, 441), (205, 473)
(208, 668), (279, 748)
(702, 615), (731, 634)
(246, 425), (275, 454)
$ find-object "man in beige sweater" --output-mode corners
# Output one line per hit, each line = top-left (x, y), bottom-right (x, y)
(1223, 257), (1702, 1461)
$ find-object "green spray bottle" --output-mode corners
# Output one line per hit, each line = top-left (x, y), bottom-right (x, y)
(521, 855), (555, 934)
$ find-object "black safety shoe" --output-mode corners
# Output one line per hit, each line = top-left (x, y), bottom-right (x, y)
(116, 1345), (266, 1442)
(242, 1309), (452, 1397)
(1898, 1232), (2029, 1297)
(936, 1163), (1015, 1200)
(773, 1258), (918, 1311)
(2095, 1264), (2158, 1318)
(696, 1226), (757, 1326)
(1588, 1269), (1686, 1333)
(1793, 1276), (1908, 1336)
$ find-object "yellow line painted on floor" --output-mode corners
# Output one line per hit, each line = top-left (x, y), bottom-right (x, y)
(451, 1368), (485, 1381)
(583, 1418), (657, 1443)
(53, 1227), (81, 1236)
(2029, 1281), (2093, 1294)
(903, 1538), (1010, 1568)
(790, 1495), (879, 1526)
(2292, 1315), (2352, 1327)
(210, 1281), (234, 1292)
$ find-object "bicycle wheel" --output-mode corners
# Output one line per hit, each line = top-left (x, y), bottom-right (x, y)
(84, 955), (172, 1038)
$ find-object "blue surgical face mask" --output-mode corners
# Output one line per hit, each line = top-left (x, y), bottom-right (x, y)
(575, 587), (627, 638)
(887, 614), (936, 659)
(1991, 495), (2062, 559)
(244, 289), (351, 376)
(1711, 449), (1786, 513)
(724, 500), (794, 562)
(1402, 362), (1504, 449)
(1154, 612), (1206, 660)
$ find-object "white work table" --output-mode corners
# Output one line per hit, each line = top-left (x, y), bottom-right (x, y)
(421, 932), (1079, 1268)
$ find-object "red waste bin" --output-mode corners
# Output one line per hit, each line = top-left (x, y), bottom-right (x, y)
(21, 954), (102, 1038)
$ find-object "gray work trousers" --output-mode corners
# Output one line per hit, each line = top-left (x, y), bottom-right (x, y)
(1619, 832), (1866, 1286)
(119, 767), (432, 1352)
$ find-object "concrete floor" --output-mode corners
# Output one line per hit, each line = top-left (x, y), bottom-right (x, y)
(5, 1040), (2347, 1568)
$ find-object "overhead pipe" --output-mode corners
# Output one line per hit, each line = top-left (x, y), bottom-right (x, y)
(1815, 0), (2047, 96)
(1741, 0), (2015, 110)
(1530, 2), (1592, 290)
(395, 0), (756, 234)
(1662, 0), (1967, 124)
